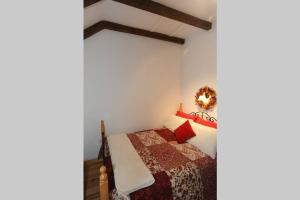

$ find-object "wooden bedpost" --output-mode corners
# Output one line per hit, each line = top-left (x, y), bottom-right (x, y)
(99, 165), (109, 200)
(179, 103), (184, 112)
(99, 120), (109, 200)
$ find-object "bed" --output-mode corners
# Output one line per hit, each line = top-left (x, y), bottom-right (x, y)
(98, 105), (217, 200)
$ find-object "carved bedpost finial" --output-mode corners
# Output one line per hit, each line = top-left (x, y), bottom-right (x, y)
(99, 165), (109, 200)
(100, 166), (107, 180)
(179, 103), (183, 112)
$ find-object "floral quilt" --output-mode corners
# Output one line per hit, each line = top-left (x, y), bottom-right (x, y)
(103, 128), (216, 200)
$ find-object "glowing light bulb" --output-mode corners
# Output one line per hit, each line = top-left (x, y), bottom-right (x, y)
(198, 94), (211, 105)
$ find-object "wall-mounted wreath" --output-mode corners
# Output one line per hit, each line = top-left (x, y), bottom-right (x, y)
(195, 86), (217, 110)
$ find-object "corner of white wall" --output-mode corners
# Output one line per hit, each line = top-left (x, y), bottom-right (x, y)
(180, 21), (217, 117)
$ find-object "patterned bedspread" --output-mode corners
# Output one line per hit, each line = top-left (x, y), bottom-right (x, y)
(103, 128), (216, 200)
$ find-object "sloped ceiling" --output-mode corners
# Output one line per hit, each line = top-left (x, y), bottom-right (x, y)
(84, 0), (216, 38)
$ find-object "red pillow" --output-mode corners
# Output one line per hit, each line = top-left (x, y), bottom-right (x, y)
(174, 120), (196, 143)
(194, 117), (217, 129)
(176, 111), (196, 120)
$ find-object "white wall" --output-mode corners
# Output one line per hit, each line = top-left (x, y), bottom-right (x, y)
(181, 22), (217, 117)
(84, 30), (182, 160)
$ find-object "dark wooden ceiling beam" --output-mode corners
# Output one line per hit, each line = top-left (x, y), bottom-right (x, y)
(112, 0), (212, 30)
(84, 21), (185, 44)
(84, 21), (106, 38)
(84, 0), (102, 8)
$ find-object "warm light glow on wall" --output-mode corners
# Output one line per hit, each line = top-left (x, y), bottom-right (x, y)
(198, 93), (211, 105)
(195, 86), (216, 110)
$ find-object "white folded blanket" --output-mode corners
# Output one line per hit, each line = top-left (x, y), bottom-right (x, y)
(107, 134), (155, 196)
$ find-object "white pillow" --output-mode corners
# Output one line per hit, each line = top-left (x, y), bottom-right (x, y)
(187, 121), (217, 159)
(163, 115), (193, 132)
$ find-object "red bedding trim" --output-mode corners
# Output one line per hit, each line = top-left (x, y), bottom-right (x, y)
(194, 116), (217, 129)
(176, 111), (197, 120)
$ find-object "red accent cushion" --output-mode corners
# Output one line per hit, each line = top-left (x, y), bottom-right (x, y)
(176, 111), (197, 120)
(194, 117), (217, 129)
(174, 120), (196, 143)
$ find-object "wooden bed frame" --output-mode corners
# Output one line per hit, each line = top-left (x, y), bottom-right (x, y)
(97, 103), (200, 200)
(99, 120), (109, 200)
